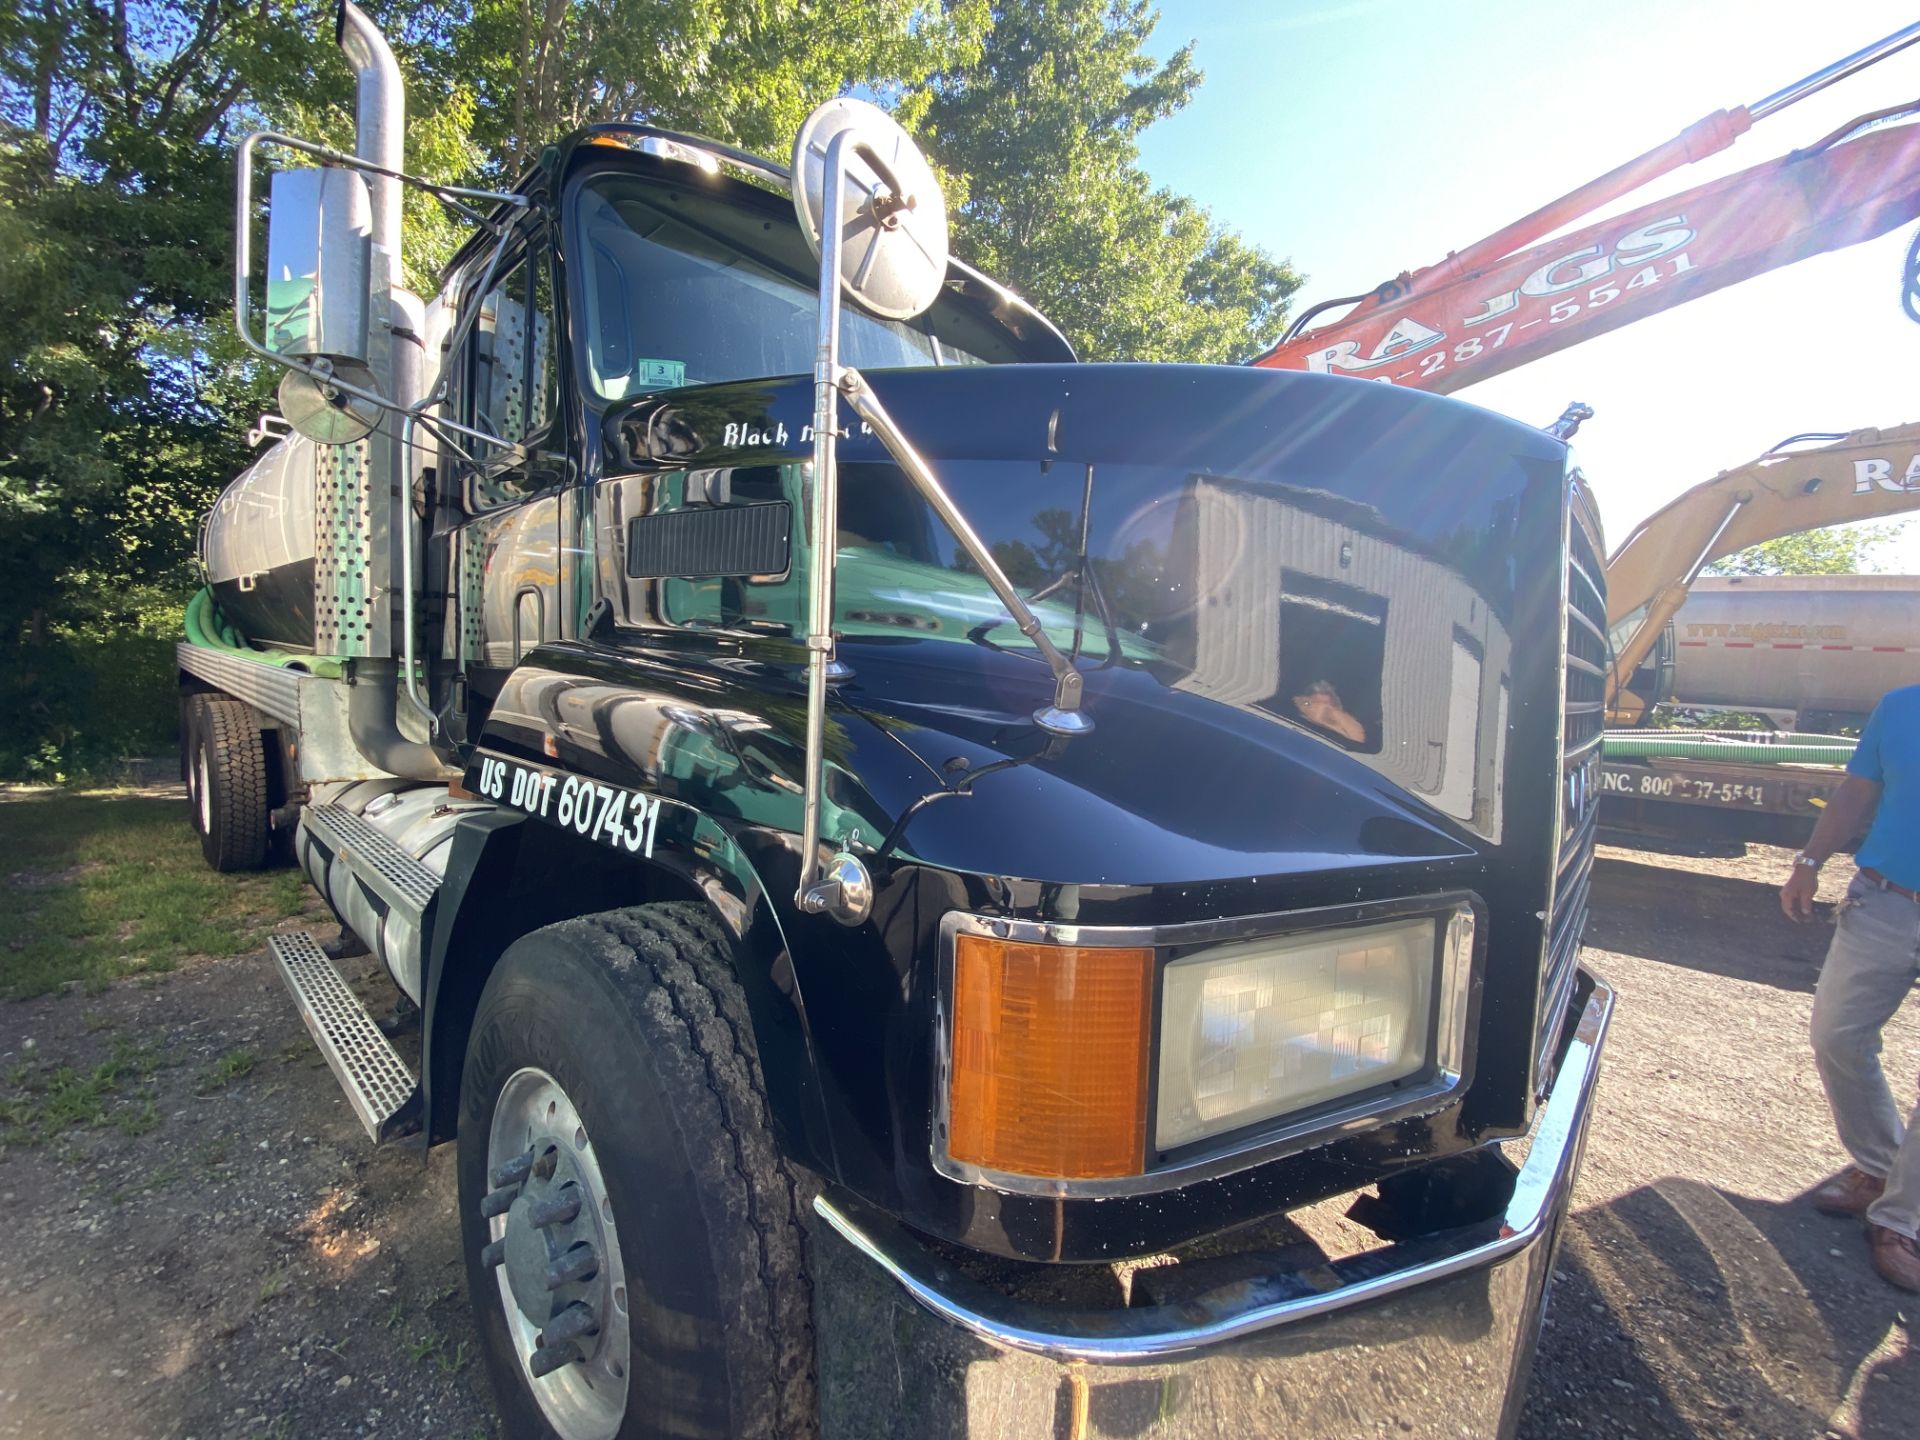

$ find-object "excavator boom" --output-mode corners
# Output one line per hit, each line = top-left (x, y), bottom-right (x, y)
(1604, 423), (1920, 719)
(1250, 21), (1920, 393)
(1253, 119), (1920, 392)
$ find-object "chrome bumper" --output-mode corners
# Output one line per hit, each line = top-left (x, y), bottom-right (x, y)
(812, 972), (1614, 1438)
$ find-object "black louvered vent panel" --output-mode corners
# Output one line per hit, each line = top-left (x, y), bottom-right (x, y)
(628, 503), (792, 579)
(1538, 487), (1607, 1088)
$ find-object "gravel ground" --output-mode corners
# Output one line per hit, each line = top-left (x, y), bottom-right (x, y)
(1519, 843), (1918, 1440)
(0, 827), (1914, 1438)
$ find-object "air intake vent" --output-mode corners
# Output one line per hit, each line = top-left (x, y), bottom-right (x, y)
(627, 502), (792, 580)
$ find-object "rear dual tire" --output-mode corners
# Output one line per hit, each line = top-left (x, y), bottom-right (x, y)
(184, 695), (270, 871)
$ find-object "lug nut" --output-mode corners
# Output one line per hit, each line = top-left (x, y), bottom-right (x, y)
(528, 1340), (582, 1378)
(545, 1242), (599, 1290)
(528, 1185), (581, 1229)
(480, 1239), (507, 1270)
(542, 1302), (600, 1347)
(490, 1151), (534, 1189)
(479, 1186), (517, 1220)
(532, 1144), (560, 1181)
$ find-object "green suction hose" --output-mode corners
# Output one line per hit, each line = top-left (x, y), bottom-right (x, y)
(1602, 731), (1855, 766)
(183, 587), (344, 679)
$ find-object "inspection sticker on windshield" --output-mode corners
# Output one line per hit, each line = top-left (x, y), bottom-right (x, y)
(473, 754), (663, 857)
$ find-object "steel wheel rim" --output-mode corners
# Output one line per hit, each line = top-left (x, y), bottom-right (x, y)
(193, 745), (211, 833)
(487, 1067), (631, 1440)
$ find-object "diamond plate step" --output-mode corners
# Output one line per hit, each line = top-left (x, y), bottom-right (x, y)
(268, 932), (421, 1143)
(302, 802), (441, 918)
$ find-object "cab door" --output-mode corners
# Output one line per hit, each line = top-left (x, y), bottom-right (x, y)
(442, 228), (572, 737)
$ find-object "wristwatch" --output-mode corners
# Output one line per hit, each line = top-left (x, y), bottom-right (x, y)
(1791, 852), (1822, 871)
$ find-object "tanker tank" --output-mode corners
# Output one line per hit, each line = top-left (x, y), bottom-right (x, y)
(1669, 573), (1920, 724)
(198, 434), (320, 650)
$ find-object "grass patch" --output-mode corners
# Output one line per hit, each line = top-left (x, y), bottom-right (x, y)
(0, 789), (310, 998)
(408, 1332), (469, 1375)
(198, 1046), (257, 1094)
(0, 1036), (170, 1145)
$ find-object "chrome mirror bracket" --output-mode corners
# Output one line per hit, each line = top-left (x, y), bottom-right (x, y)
(800, 846), (874, 926)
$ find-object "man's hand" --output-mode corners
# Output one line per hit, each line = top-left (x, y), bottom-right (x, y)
(1781, 864), (1819, 922)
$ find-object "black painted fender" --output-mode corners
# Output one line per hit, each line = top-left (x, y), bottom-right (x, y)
(418, 797), (836, 1181)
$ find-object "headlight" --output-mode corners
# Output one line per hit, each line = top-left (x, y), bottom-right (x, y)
(1155, 917), (1439, 1151)
(937, 904), (1474, 1193)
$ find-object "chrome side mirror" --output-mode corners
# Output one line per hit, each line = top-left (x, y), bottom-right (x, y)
(263, 166), (381, 442)
(786, 99), (1091, 924)
(789, 98), (950, 923)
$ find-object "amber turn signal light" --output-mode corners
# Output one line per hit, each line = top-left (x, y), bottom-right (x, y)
(947, 934), (1154, 1180)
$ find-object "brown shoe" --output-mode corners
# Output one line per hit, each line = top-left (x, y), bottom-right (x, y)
(1869, 1224), (1920, 1292)
(1813, 1166), (1886, 1216)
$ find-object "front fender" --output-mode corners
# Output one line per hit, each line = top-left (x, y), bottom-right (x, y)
(420, 785), (835, 1178)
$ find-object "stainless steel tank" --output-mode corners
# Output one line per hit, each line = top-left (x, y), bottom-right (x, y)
(1669, 574), (1920, 720)
(200, 434), (320, 649)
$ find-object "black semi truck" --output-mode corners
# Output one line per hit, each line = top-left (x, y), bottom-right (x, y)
(177, 6), (1613, 1436)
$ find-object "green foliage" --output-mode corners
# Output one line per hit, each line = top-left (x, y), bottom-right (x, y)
(0, 1034), (170, 1145)
(0, 0), (1295, 776)
(1705, 521), (1905, 577)
(0, 586), (188, 779)
(0, 789), (311, 997)
(922, 0), (1300, 361)
(428, 0), (989, 174)
(0, 1), (330, 775)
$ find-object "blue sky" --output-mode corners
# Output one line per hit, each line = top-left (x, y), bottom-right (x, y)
(1138, 0), (1920, 568)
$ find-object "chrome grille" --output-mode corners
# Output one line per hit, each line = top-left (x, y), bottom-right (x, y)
(1538, 484), (1606, 1088)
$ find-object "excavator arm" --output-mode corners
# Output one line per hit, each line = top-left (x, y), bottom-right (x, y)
(1604, 423), (1920, 720)
(1251, 24), (1920, 394)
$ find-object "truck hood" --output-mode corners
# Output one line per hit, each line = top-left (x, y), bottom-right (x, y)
(606, 362), (1571, 887)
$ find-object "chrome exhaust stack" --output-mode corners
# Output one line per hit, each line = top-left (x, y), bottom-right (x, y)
(333, 1), (449, 778)
(336, 1), (404, 268)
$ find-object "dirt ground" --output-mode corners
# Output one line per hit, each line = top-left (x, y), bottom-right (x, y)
(1519, 843), (1919, 1439)
(1, 800), (1916, 1438)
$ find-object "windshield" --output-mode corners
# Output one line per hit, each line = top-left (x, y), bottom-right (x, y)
(576, 172), (1019, 401)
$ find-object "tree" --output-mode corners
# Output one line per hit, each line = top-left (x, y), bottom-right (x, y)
(921, 0), (1299, 362)
(1705, 520), (1907, 576)
(429, 0), (989, 175)
(0, 0), (368, 772)
(0, 0), (1307, 774)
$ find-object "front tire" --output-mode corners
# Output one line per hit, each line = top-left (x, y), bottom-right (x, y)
(458, 904), (816, 1440)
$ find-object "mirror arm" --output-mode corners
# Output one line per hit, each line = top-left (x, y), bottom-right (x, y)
(793, 109), (1086, 921)
(836, 369), (1092, 738)
(796, 128), (855, 917)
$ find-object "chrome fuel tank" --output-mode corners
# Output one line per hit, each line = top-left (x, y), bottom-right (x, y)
(293, 781), (495, 1002)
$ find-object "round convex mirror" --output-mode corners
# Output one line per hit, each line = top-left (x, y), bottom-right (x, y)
(791, 98), (949, 321)
(278, 365), (381, 445)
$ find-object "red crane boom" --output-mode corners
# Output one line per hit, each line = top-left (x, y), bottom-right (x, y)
(1251, 23), (1920, 394)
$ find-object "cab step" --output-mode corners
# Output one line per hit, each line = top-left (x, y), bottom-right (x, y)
(301, 802), (441, 919)
(268, 931), (422, 1143)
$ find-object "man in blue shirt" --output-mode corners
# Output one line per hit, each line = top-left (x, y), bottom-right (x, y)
(1783, 683), (1920, 1291)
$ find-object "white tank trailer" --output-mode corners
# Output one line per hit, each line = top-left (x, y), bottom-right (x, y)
(1667, 574), (1920, 725)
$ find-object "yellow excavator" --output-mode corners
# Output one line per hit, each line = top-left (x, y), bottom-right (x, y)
(1593, 424), (1920, 852)
(1605, 423), (1920, 723)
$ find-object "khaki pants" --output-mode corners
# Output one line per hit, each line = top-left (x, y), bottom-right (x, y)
(1811, 872), (1920, 1238)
